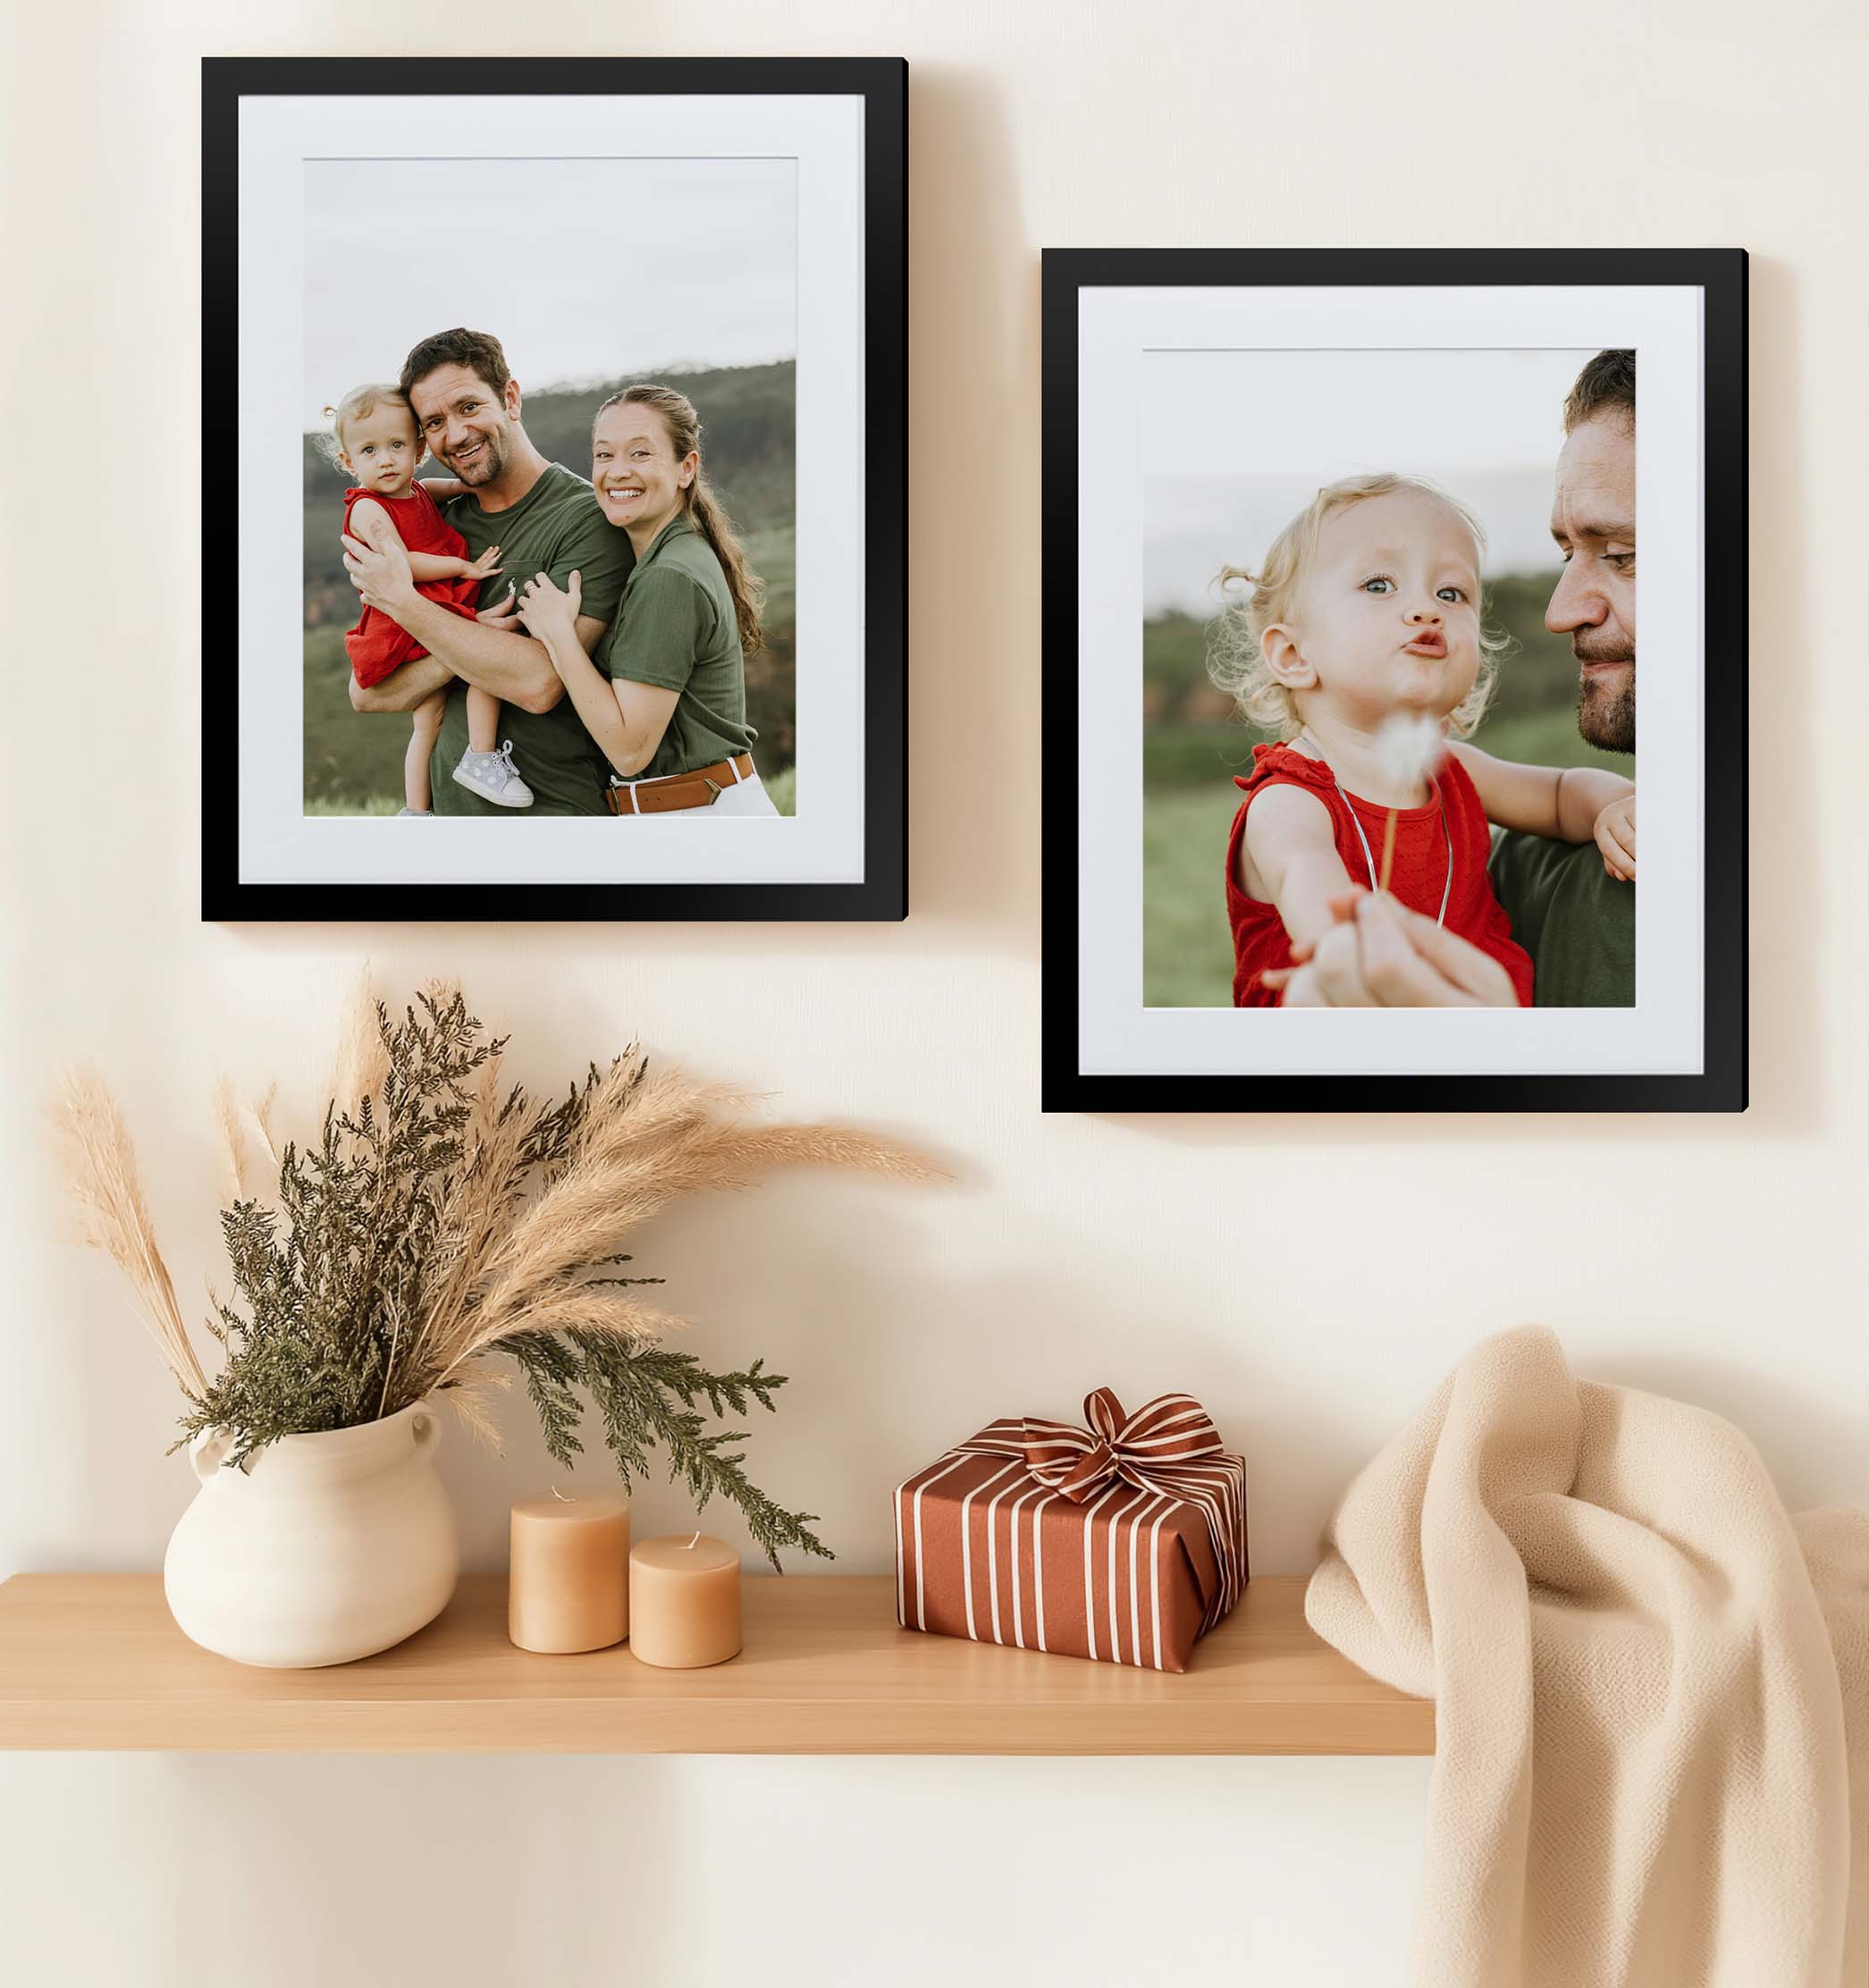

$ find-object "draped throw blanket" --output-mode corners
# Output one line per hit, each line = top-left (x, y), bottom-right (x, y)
(1305, 1327), (1868, 1988)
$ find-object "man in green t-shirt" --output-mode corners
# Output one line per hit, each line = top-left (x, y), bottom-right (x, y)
(1285, 350), (1638, 1008)
(342, 328), (633, 817)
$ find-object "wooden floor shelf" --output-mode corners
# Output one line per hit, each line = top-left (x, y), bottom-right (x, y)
(0, 1573), (1432, 1756)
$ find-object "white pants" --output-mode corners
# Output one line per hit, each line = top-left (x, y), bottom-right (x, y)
(610, 771), (780, 817)
(697, 771), (779, 817)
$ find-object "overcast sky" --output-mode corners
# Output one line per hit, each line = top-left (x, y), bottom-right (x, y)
(1142, 347), (1597, 613)
(303, 156), (795, 428)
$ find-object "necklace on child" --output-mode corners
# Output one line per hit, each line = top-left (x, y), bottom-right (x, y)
(1294, 733), (1452, 929)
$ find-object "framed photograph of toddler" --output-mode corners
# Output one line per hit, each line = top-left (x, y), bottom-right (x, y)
(1041, 247), (1747, 1112)
(202, 55), (906, 921)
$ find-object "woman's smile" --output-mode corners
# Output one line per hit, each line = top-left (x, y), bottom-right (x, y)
(590, 400), (699, 550)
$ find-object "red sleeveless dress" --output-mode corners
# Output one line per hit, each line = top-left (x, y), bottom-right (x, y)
(341, 484), (483, 689)
(1225, 743), (1534, 1007)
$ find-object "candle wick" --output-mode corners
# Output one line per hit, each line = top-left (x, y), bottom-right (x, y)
(686, 1530), (702, 1550)
(551, 1486), (572, 1502)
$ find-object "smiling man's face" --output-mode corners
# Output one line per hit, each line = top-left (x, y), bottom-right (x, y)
(408, 362), (519, 489)
(1545, 411), (1636, 754)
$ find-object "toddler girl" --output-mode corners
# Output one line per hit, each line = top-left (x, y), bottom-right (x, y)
(1211, 473), (1636, 1007)
(324, 384), (533, 813)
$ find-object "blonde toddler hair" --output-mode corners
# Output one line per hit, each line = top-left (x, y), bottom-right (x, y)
(315, 383), (417, 472)
(1207, 472), (1507, 740)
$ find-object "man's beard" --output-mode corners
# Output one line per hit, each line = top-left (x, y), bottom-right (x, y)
(1574, 635), (1635, 754)
(447, 428), (508, 487)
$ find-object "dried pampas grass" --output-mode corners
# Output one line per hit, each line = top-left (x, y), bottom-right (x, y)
(404, 1054), (941, 1407)
(213, 1077), (281, 1204)
(499, 1061), (934, 1284)
(328, 966), (392, 1118)
(51, 1071), (208, 1397)
(51, 981), (941, 1560)
(434, 1360), (512, 1452)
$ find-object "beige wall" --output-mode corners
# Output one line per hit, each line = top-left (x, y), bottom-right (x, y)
(4, 2), (1865, 1981)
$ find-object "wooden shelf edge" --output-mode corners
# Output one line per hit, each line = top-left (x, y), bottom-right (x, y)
(0, 1572), (1434, 1758)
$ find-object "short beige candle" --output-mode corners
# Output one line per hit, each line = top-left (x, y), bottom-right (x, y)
(508, 1492), (630, 1654)
(628, 1533), (743, 1669)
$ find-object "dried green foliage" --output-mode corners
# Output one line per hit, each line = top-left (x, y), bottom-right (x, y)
(498, 1339), (826, 1569)
(63, 987), (940, 1569)
(186, 991), (496, 1462)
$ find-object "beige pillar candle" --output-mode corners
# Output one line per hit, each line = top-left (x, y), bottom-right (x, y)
(508, 1491), (631, 1654)
(628, 1532), (743, 1669)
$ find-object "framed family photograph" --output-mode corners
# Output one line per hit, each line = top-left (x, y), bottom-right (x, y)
(1041, 248), (1747, 1111)
(203, 55), (905, 921)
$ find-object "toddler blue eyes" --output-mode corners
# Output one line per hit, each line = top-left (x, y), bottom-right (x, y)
(1359, 576), (1467, 602)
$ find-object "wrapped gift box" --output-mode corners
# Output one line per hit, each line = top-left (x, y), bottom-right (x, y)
(894, 1388), (1249, 1672)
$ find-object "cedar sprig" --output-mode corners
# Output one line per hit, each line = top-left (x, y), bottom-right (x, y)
(571, 1335), (826, 1570)
(491, 1333), (827, 1570)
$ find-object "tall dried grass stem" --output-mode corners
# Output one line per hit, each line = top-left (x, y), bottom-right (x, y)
(51, 1072), (209, 1397)
(329, 968), (391, 1115)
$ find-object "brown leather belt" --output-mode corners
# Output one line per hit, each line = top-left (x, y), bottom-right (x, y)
(604, 752), (756, 816)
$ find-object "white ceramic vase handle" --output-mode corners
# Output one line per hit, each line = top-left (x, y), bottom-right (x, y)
(409, 1407), (442, 1460)
(189, 1427), (235, 1484)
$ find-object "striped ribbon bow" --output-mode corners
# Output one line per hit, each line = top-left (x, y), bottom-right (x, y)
(948, 1386), (1247, 1633)
(1021, 1387), (1226, 1504)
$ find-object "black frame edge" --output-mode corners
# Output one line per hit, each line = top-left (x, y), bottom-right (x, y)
(1040, 247), (1749, 1113)
(204, 56), (909, 924)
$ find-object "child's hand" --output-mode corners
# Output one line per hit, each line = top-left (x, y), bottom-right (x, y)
(1595, 793), (1636, 881)
(1261, 920), (1361, 1006)
(464, 543), (503, 581)
(1305, 922), (1365, 1001)
(519, 569), (582, 640)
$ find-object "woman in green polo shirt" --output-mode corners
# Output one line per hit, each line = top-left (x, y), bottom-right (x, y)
(517, 383), (779, 817)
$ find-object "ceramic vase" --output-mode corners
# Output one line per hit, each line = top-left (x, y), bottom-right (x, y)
(163, 1400), (459, 1668)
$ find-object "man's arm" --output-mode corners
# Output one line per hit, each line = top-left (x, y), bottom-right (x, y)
(343, 530), (602, 715)
(349, 649), (453, 713)
(372, 589), (564, 715)
(349, 612), (610, 714)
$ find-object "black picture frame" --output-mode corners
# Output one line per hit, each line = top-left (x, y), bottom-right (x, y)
(202, 55), (906, 922)
(1041, 248), (1747, 1111)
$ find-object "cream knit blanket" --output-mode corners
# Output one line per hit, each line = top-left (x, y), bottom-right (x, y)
(1305, 1327), (1867, 1988)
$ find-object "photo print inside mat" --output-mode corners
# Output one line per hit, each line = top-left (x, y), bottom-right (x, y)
(205, 57), (906, 922)
(1041, 248), (1747, 1112)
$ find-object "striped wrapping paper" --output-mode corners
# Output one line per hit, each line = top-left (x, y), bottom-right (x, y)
(893, 1389), (1250, 1673)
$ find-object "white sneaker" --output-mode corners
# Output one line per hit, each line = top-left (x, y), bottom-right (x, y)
(396, 807), (434, 818)
(451, 740), (535, 809)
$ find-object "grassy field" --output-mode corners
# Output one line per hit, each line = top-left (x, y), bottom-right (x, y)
(1142, 574), (1632, 1008)
(304, 795), (400, 817)
(305, 620), (796, 820)
(305, 524), (796, 818)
